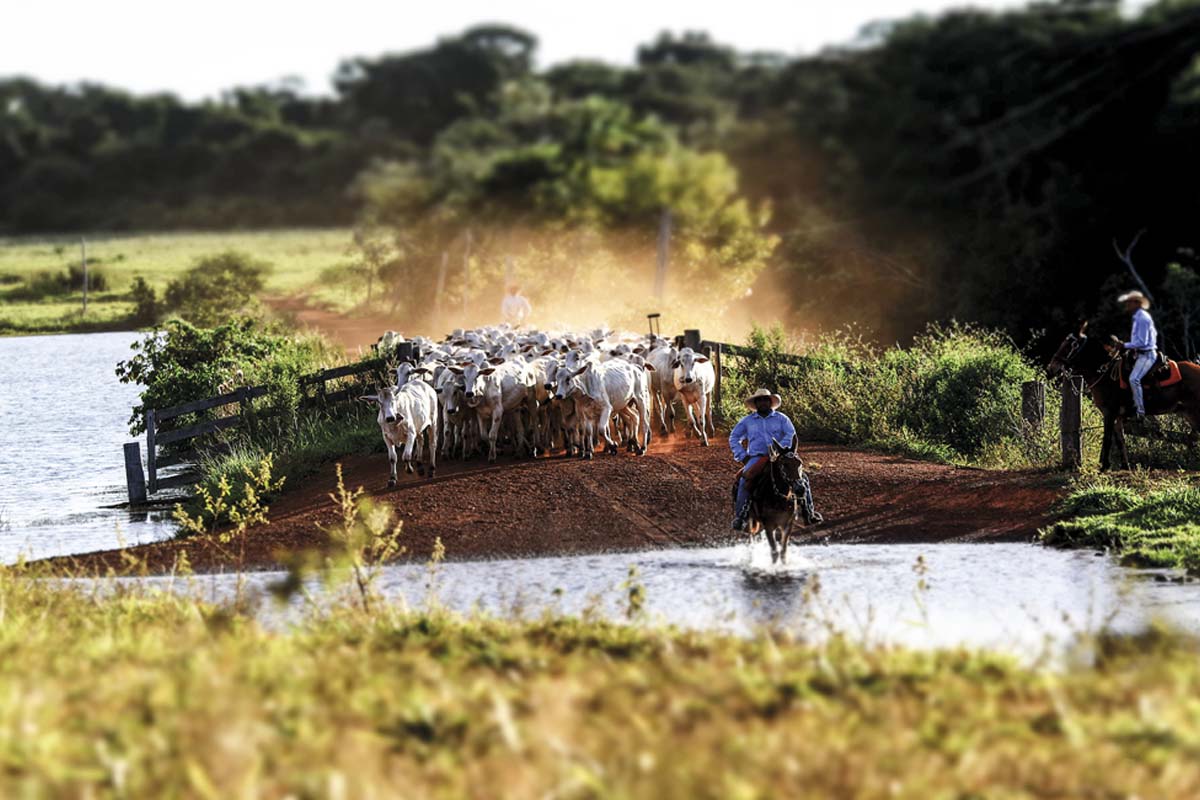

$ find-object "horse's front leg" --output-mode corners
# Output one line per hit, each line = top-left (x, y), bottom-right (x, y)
(767, 527), (779, 564)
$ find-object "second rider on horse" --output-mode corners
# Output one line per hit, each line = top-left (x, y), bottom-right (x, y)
(729, 388), (822, 531)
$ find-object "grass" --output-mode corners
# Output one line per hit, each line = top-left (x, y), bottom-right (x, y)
(1040, 473), (1200, 571)
(2, 560), (1200, 797)
(721, 324), (1064, 469)
(190, 407), (382, 522)
(0, 229), (354, 334)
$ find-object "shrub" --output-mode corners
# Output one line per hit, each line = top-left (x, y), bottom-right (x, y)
(7, 264), (109, 300)
(129, 276), (160, 325)
(116, 318), (334, 435)
(163, 250), (271, 325)
(721, 323), (1046, 465)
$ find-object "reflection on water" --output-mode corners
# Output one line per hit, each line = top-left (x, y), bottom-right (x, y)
(0, 332), (177, 562)
(114, 541), (1200, 657)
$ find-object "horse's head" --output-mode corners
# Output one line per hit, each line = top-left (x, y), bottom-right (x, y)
(1047, 321), (1090, 379)
(768, 439), (805, 483)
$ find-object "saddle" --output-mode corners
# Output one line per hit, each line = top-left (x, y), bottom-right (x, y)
(1118, 350), (1182, 390)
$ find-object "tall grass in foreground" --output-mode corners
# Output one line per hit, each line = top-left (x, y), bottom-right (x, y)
(0, 561), (1199, 797)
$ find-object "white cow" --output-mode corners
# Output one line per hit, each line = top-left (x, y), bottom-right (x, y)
(451, 359), (534, 463)
(360, 380), (440, 486)
(645, 342), (679, 436)
(673, 347), (716, 446)
(553, 356), (650, 456)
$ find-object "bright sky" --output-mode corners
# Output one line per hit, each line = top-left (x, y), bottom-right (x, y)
(2, 0), (1146, 100)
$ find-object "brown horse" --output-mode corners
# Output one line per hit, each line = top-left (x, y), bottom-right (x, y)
(744, 440), (810, 563)
(1047, 322), (1200, 470)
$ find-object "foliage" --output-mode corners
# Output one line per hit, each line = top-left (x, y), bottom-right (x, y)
(355, 95), (777, 324)
(4, 6), (1199, 347)
(0, 230), (354, 336)
(1041, 475), (1200, 571)
(723, 323), (1053, 465)
(115, 317), (332, 435)
(173, 453), (284, 539)
(162, 250), (271, 325)
(2, 569), (1200, 796)
(128, 276), (159, 325)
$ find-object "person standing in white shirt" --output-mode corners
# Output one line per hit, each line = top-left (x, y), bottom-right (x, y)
(501, 285), (532, 327)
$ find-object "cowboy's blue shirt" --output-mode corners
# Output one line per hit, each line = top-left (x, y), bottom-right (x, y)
(729, 410), (797, 463)
(1125, 308), (1157, 352)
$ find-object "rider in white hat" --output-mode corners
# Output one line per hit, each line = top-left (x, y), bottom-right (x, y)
(728, 388), (821, 531)
(1113, 290), (1157, 420)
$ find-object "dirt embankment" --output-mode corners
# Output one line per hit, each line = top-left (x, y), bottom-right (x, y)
(51, 437), (1065, 575)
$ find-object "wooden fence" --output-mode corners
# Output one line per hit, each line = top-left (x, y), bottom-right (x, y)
(124, 355), (391, 504)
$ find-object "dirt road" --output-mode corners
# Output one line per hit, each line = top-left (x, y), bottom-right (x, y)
(54, 437), (1065, 574)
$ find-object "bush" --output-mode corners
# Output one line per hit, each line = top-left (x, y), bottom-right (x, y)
(721, 323), (1047, 465)
(7, 264), (109, 300)
(116, 318), (334, 435)
(163, 250), (271, 325)
(129, 276), (160, 325)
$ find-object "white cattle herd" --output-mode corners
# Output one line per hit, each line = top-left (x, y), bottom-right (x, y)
(361, 326), (717, 486)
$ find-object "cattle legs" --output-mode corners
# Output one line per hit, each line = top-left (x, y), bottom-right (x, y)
(386, 443), (398, 488)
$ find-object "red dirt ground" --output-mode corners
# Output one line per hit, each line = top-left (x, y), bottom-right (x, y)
(51, 436), (1066, 575)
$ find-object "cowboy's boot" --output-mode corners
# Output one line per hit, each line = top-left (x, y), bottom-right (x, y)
(793, 475), (823, 525)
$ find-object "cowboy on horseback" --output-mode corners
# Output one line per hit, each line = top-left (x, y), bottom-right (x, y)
(1110, 290), (1158, 420)
(729, 388), (821, 532)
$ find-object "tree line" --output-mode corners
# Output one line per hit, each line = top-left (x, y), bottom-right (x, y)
(2, 2), (1198, 351)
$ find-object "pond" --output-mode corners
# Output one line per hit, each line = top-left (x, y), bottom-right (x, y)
(0, 331), (176, 562)
(150, 541), (1200, 656)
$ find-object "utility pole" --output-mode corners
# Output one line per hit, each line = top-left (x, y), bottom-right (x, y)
(462, 229), (473, 318)
(435, 250), (448, 323)
(80, 238), (88, 314)
(654, 208), (671, 301)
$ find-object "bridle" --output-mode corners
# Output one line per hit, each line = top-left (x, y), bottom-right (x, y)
(768, 452), (800, 501)
(1054, 333), (1119, 391)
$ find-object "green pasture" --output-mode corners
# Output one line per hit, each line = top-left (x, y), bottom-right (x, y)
(0, 229), (354, 333)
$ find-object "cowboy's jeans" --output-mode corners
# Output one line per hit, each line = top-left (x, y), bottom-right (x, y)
(793, 471), (818, 524)
(734, 456), (768, 516)
(1130, 351), (1156, 415)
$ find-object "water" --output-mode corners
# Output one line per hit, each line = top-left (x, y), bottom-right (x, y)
(147, 541), (1200, 657)
(0, 332), (176, 562)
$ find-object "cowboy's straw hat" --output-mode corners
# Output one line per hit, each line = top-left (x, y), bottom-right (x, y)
(744, 388), (782, 410)
(1118, 290), (1151, 309)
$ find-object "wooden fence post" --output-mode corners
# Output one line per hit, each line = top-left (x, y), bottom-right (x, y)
(80, 238), (88, 314)
(1021, 380), (1045, 430)
(145, 409), (157, 493)
(124, 442), (146, 505)
(683, 329), (701, 351)
(1060, 376), (1083, 469)
(713, 342), (723, 417)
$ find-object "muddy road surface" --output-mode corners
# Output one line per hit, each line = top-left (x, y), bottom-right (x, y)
(52, 436), (1065, 574)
